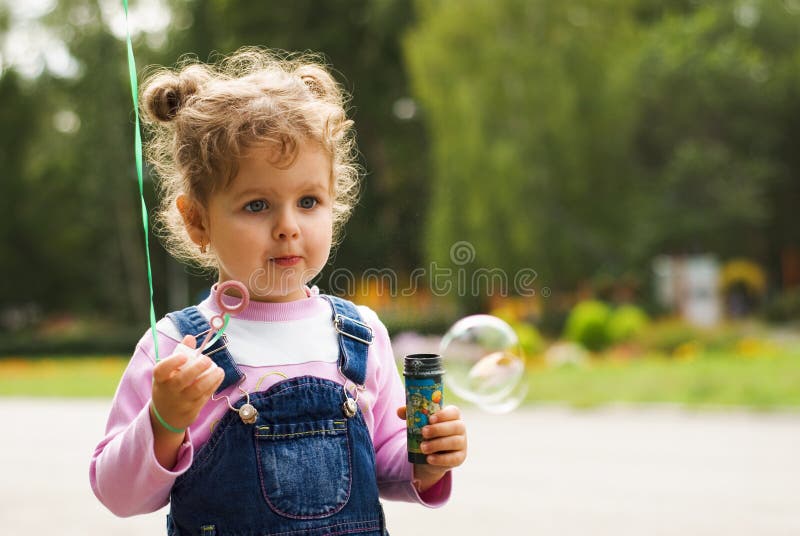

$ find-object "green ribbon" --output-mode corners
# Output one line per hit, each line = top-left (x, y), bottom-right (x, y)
(122, 1), (231, 363)
(122, 0), (160, 362)
(150, 400), (185, 434)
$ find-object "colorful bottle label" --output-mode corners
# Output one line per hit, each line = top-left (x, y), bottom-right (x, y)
(405, 376), (443, 462)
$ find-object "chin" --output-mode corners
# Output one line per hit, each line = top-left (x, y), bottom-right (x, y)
(250, 285), (307, 302)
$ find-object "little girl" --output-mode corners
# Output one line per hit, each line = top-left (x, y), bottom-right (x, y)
(90, 47), (467, 535)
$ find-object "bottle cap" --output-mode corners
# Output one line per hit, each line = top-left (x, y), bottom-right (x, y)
(403, 354), (444, 377)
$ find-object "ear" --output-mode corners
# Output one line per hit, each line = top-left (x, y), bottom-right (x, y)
(176, 194), (208, 247)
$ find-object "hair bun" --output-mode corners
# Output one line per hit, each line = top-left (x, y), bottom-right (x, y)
(295, 65), (339, 101)
(142, 64), (209, 123)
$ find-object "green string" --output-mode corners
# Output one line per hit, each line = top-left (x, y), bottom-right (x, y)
(122, 0), (160, 362)
(122, 2), (232, 363)
(150, 401), (185, 434)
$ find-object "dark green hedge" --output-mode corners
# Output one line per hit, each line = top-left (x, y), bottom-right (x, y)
(0, 328), (142, 356)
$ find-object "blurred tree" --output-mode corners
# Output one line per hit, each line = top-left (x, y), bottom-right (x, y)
(2, 0), (428, 326)
(628, 1), (800, 282)
(0, 71), (42, 313)
(405, 0), (641, 311)
(59, 21), (150, 320)
(1, 0), (155, 323)
(631, 5), (774, 257)
(4, 0), (800, 330)
(406, 0), (800, 311)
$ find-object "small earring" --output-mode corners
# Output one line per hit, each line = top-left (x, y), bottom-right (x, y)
(200, 241), (207, 254)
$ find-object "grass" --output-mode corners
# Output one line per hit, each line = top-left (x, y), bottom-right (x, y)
(523, 350), (800, 409)
(0, 356), (129, 397)
(1, 350), (799, 410)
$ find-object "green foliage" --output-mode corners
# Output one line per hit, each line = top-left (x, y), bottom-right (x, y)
(0, 72), (40, 306)
(631, 319), (759, 356)
(628, 4), (781, 256)
(2, 2), (155, 322)
(563, 301), (649, 352)
(380, 313), (455, 336)
(763, 288), (800, 323)
(1, 0), (426, 327)
(632, 319), (702, 354)
(511, 321), (545, 357)
(537, 307), (570, 338)
(564, 300), (612, 352)
(406, 0), (641, 297)
(406, 0), (800, 301)
(608, 304), (650, 343)
(0, 328), (141, 356)
(4, 0), (800, 335)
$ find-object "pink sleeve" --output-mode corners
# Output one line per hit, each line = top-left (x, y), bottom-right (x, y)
(89, 333), (194, 517)
(361, 308), (452, 507)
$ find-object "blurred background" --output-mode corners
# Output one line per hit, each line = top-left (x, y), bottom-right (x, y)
(1, 0), (799, 407)
(2, 1), (800, 534)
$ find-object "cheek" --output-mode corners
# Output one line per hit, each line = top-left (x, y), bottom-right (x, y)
(311, 215), (334, 258)
(212, 213), (257, 236)
(320, 214), (334, 245)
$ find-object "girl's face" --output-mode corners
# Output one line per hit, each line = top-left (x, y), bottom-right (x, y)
(201, 140), (334, 302)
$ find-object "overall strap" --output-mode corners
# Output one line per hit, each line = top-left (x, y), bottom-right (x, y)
(166, 306), (244, 394)
(321, 295), (373, 386)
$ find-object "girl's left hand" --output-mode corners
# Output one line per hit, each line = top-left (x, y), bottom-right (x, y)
(396, 405), (467, 492)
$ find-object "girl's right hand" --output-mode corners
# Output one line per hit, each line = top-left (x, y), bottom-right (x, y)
(151, 334), (225, 434)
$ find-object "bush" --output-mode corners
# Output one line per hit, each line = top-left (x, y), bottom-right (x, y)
(511, 321), (545, 357)
(608, 305), (649, 343)
(0, 328), (142, 356)
(631, 319), (702, 354)
(381, 313), (456, 336)
(763, 288), (800, 323)
(537, 306), (569, 338)
(564, 301), (612, 352)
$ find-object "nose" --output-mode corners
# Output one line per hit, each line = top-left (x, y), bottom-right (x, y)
(272, 207), (300, 240)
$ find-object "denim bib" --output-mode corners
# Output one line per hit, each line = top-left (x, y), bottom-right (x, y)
(164, 296), (387, 535)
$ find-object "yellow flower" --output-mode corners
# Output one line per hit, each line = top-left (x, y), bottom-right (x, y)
(673, 341), (701, 361)
(720, 259), (767, 295)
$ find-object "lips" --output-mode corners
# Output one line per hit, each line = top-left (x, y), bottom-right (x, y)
(272, 256), (302, 267)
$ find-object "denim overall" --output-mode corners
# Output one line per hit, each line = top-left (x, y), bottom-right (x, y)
(164, 296), (387, 536)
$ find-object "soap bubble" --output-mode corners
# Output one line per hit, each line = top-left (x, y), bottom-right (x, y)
(440, 315), (527, 414)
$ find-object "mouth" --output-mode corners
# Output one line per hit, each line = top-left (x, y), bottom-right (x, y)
(271, 256), (302, 267)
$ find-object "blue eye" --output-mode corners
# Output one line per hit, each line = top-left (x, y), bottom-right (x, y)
(299, 196), (318, 209)
(245, 200), (267, 212)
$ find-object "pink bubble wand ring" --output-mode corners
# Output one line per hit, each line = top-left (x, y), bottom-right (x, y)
(173, 280), (250, 360)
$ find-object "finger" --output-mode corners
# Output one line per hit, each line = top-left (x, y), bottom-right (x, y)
(421, 435), (467, 456)
(422, 419), (466, 439)
(186, 365), (225, 401)
(172, 355), (218, 391)
(396, 406), (407, 420)
(171, 335), (199, 360)
(182, 334), (197, 349)
(152, 353), (188, 383)
(426, 450), (467, 468)
(428, 405), (461, 424)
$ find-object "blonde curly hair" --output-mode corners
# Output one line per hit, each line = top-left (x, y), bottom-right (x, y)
(140, 47), (360, 271)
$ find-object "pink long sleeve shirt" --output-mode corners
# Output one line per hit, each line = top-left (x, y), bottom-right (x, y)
(90, 286), (450, 517)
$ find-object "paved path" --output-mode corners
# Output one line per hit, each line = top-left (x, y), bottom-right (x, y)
(1, 399), (799, 535)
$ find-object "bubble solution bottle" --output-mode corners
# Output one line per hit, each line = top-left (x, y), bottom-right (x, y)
(404, 354), (445, 464)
